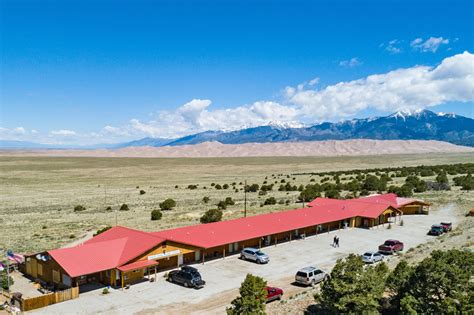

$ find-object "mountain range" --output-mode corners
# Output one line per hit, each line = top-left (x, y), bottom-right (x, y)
(2, 109), (473, 149)
(117, 109), (474, 148)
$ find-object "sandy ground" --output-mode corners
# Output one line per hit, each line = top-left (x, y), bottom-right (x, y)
(30, 206), (463, 315)
(1, 140), (472, 158)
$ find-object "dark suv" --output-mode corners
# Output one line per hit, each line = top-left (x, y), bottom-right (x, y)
(168, 266), (205, 289)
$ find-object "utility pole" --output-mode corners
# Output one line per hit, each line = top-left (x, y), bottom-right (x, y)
(104, 185), (107, 209)
(244, 180), (247, 218)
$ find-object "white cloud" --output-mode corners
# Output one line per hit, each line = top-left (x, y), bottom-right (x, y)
(128, 99), (299, 138)
(339, 57), (362, 68)
(381, 39), (402, 54)
(50, 129), (76, 136)
(285, 51), (474, 120)
(3, 52), (473, 144)
(410, 37), (449, 52)
(308, 77), (320, 86)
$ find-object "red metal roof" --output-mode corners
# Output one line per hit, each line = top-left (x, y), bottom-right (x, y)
(48, 238), (128, 277)
(152, 200), (391, 249)
(49, 226), (165, 277)
(117, 259), (158, 272)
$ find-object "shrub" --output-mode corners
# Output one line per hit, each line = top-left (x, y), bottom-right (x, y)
(74, 205), (86, 212)
(223, 184), (229, 189)
(119, 204), (130, 211)
(202, 196), (210, 204)
(102, 288), (109, 295)
(69, 234), (76, 239)
(159, 199), (176, 210)
(245, 184), (259, 192)
(105, 206), (112, 211)
(151, 209), (162, 221)
(217, 201), (227, 210)
(264, 197), (277, 205)
(139, 190), (146, 195)
(224, 197), (235, 205)
(187, 184), (198, 190)
(200, 209), (223, 224)
(94, 226), (112, 236)
(215, 184), (222, 190)
(1, 273), (14, 290)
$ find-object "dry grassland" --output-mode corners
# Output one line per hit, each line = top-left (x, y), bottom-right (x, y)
(1, 152), (473, 253)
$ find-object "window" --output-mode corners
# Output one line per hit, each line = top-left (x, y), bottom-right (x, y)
(314, 270), (323, 275)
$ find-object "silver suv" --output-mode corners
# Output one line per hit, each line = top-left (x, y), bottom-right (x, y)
(240, 248), (269, 264)
(295, 266), (328, 286)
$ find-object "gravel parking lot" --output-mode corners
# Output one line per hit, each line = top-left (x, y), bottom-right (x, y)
(33, 207), (459, 315)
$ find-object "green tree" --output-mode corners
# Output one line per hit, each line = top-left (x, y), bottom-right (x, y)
(200, 209), (223, 224)
(315, 254), (389, 314)
(151, 209), (162, 221)
(93, 226), (112, 236)
(392, 250), (474, 314)
(1, 271), (14, 290)
(159, 198), (176, 210)
(298, 184), (321, 202)
(264, 197), (277, 205)
(227, 274), (267, 315)
(386, 260), (414, 310)
(436, 171), (449, 184)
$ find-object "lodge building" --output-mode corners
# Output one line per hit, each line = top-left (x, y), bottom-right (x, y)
(23, 193), (429, 290)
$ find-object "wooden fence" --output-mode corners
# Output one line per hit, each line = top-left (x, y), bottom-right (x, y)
(19, 286), (79, 312)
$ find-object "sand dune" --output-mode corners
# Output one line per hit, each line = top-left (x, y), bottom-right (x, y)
(1, 140), (473, 158)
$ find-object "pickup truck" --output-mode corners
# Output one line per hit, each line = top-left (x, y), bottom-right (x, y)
(440, 222), (452, 232)
(428, 224), (444, 236)
(378, 239), (404, 254)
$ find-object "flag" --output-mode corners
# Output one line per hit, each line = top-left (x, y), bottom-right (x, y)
(7, 250), (24, 264)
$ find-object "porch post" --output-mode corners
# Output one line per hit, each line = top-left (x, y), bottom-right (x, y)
(223, 247), (226, 259)
(121, 272), (124, 290)
(289, 232), (292, 242)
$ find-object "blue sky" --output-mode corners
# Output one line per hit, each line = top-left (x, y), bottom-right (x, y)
(1, 0), (473, 144)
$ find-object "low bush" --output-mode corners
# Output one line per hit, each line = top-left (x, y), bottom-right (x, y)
(74, 205), (86, 212)
(119, 204), (130, 211)
(151, 209), (162, 221)
(159, 199), (176, 210)
(200, 209), (223, 224)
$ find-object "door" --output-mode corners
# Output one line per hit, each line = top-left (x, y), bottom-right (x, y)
(178, 254), (184, 266)
(195, 250), (201, 262)
(30, 259), (38, 278)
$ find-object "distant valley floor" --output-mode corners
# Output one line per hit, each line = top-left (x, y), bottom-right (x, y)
(1, 139), (473, 158)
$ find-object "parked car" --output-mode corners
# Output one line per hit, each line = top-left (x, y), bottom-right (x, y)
(265, 286), (283, 302)
(362, 251), (384, 263)
(167, 267), (205, 289)
(295, 266), (328, 286)
(240, 248), (269, 264)
(378, 239), (404, 254)
(428, 224), (444, 236)
(440, 222), (452, 232)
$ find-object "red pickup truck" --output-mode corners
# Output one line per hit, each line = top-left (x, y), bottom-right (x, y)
(378, 239), (404, 254)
